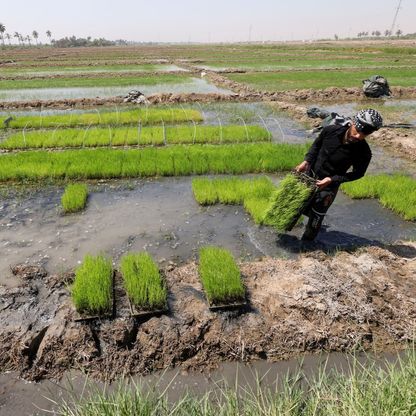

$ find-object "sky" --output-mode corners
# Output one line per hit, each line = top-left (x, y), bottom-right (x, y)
(2, 0), (414, 43)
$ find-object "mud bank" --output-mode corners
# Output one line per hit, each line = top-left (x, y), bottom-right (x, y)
(2, 87), (416, 111)
(0, 243), (415, 382)
(0, 93), (246, 110)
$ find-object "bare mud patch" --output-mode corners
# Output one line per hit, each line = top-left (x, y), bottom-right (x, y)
(0, 243), (415, 382)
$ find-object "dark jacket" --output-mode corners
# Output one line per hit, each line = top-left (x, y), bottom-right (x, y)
(305, 124), (372, 186)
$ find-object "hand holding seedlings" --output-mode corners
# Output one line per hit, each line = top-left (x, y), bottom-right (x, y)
(316, 177), (332, 189)
(295, 160), (310, 173)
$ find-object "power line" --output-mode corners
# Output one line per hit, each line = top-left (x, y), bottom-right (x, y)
(390, 0), (403, 35)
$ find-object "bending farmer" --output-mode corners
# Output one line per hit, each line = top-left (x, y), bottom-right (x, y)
(296, 109), (383, 241)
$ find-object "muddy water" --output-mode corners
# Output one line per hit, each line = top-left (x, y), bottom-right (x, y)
(1, 177), (415, 288)
(0, 350), (407, 416)
(0, 78), (233, 101)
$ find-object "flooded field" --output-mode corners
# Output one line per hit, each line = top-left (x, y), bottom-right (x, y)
(0, 78), (233, 101)
(0, 41), (415, 415)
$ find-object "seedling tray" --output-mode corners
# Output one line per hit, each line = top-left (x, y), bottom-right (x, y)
(128, 298), (169, 319)
(208, 299), (248, 312)
(73, 271), (115, 322)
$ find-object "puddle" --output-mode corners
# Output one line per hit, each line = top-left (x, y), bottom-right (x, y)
(0, 78), (233, 101)
(0, 350), (407, 416)
(1, 176), (415, 288)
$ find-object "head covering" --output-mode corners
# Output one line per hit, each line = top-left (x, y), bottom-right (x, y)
(353, 109), (383, 134)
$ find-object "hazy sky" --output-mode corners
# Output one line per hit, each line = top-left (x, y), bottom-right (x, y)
(2, 0), (414, 43)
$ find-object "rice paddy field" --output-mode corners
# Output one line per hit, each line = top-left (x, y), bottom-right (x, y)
(1, 40), (416, 416)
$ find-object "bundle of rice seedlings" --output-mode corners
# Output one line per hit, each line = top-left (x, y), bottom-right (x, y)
(264, 173), (316, 232)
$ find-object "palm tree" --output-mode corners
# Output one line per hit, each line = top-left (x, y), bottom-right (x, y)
(396, 29), (402, 37)
(0, 23), (5, 46)
(46, 30), (52, 44)
(19, 34), (24, 46)
(14, 32), (20, 45)
(32, 30), (39, 45)
(26, 35), (32, 46)
(5, 33), (11, 45)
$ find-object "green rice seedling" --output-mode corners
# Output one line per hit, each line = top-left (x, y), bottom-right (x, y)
(198, 246), (245, 305)
(0, 143), (307, 182)
(120, 252), (167, 311)
(342, 174), (416, 221)
(192, 176), (276, 224)
(263, 173), (316, 232)
(0, 125), (269, 150)
(61, 183), (88, 213)
(71, 254), (113, 315)
(1, 108), (203, 130)
(191, 177), (218, 205)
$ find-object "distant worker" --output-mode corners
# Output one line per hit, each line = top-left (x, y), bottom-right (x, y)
(295, 109), (383, 241)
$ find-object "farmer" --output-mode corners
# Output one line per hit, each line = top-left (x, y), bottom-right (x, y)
(295, 109), (383, 241)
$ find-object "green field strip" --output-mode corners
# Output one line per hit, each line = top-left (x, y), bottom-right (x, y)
(0, 125), (270, 150)
(1, 108), (203, 129)
(0, 143), (307, 182)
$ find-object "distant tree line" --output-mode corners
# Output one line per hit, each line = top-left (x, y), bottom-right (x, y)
(0, 23), (126, 48)
(333, 29), (413, 41)
(52, 36), (127, 48)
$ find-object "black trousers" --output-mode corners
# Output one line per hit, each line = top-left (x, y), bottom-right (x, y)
(302, 186), (338, 241)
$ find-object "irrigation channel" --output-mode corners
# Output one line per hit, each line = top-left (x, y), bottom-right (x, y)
(0, 101), (415, 415)
(0, 350), (408, 415)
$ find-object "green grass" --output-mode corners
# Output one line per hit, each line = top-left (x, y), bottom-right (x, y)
(61, 183), (88, 213)
(71, 255), (113, 315)
(0, 73), (191, 90)
(1, 108), (203, 129)
(192, 176), (276, 225)
(0, 143), (307, 182)
(120, 252), (167, 311)
(226, 68), (416, 91)
(198, 246), (245, 305)
(264, 173), (316, 232)
(1, 125), (269, 149)
(342, 174), (416, 221)
(57, 349), (416, 416)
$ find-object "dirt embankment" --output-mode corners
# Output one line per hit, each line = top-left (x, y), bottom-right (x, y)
(1, 244), (415, 382)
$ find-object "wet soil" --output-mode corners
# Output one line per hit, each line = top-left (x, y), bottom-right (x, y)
(0, 240), (415, 384)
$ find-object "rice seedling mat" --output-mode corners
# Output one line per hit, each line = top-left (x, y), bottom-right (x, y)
(207, 299), (248, 312)
(127, 298), (169, 319)
(73, 270), (116, 322)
